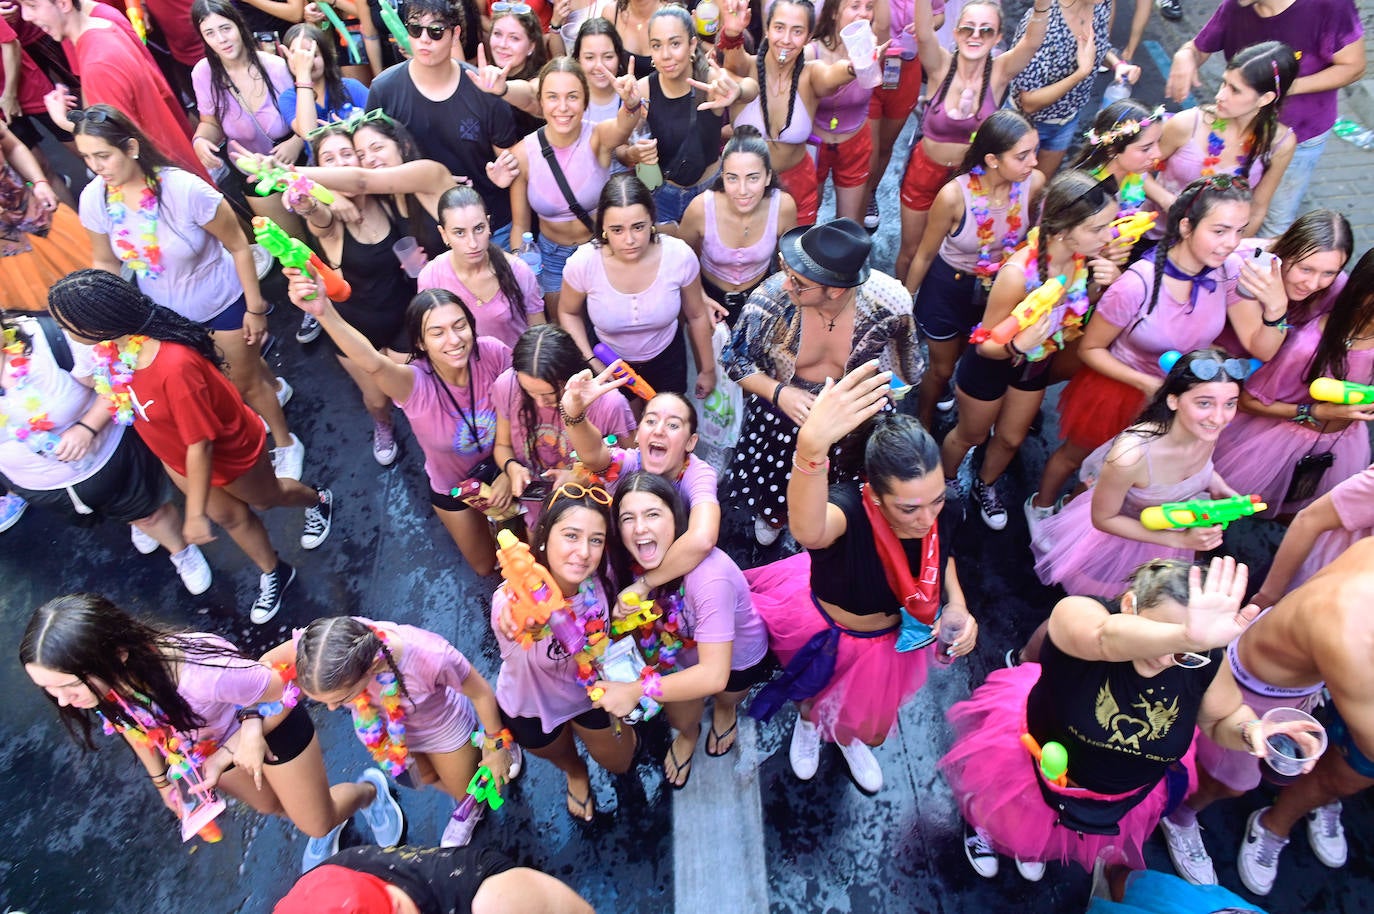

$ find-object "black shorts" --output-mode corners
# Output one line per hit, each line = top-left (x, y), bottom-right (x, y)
(7, 111), (74, 147)
(701, 272), (767, 328)
(627, 327), (688, 398)
(501, 707), (613, 751)
(953, 345), (1054, 402)
(725, 652), (779, 693)
(914, 255), (984, 342)
(9, 429), (168, 526)
(264, 703), (316, 766)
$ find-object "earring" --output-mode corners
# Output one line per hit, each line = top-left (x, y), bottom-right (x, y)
(600, 232), (608, 242)
(132, 153), (139, 159)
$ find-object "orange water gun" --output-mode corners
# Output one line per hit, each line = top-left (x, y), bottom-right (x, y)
(972, 275), (1067, 345)
(495, 529), (562, 646)
(593, 343), (657, 401)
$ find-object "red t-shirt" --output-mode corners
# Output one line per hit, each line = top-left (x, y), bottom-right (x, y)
(0, 18), (55, 115)
(142, 0), (205, 67)
(127, 341), (265, 486)
(71, 23), (211, 183)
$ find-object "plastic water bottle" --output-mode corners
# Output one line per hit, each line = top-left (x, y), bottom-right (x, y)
(519, 232), (542, 278)
(1101, 76), (1131, 109)
(693, 0), (719, 39)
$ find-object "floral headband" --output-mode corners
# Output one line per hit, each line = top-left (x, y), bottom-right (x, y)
(1086, 105), (1167, 147)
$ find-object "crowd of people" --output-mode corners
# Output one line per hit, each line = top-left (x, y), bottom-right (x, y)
(2, 0), (1371, 909)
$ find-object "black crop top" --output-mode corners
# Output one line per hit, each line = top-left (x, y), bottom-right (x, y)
(1025, 618), (1221, 795)
(808, 481), (961, 617)
(648, 73), (724, 187)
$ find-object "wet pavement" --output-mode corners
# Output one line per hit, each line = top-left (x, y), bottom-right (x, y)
(4, 7), (1373, 913)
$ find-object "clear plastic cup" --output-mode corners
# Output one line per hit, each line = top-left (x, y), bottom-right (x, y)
(935, 603), (969, 666)
(1259, 706), (1327, 786)
(392, 235), (428, 278)
(840, 20), (882, 87)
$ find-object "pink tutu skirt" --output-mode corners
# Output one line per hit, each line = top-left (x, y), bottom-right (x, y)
(940, 664), (1197, 871)
(1032, 495), (1195, 599)
(1212, 412), (1370, 517)
(745, 552), (930, 745)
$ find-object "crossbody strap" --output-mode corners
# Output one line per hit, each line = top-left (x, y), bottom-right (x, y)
(536, 128), (597, 234)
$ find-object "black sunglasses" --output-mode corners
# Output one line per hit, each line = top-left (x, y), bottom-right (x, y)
(68, 109), (112, 125)
(405, 21), (450, 40)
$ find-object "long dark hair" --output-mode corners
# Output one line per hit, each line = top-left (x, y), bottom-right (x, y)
(1142, 175), (1254, 319)
(510, 324), (591, 471)
(71, 104), (179, 200)
(350, 113), (435, 248)
(530, 483), (613, 589)
(1128, 346), (1243, 441)
(1070, 98), (1158, 173)
(295, 616), (413, 707)
(437, 185), (526, 328)
(20, 594), (244, 750)
(1270, 209), (1355, 321)
(488, 10), (549, 81)
(403, 288), (481, 364)
(756, 0), (814, 140)
(956, 109), (1035, 175)
(1033, 169), (1115, 285)
(283, 23), (350, 117)
(191, 0), (283, 124)
(593, 173), (659, 245)
(1305, 247), (1374, 386)
(1211, 41), (1298, 169)
(48, 270), (223, 367)
(607, 470), (689, 593)
(573, 16), (628, 77)
(711, 125), (779, 193)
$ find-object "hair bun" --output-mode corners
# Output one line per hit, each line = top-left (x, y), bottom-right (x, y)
(732, 124), (764, 141)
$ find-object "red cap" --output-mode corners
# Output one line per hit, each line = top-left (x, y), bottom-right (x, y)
(273, 865), (393, 914)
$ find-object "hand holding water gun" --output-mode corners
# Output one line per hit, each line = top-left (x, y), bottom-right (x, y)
(610, 593), (660, 636)
(452, 765), (505, 822)
(253, 217), (352, 302)
(452, 478), (521, 521)
(1309, 378), (1374, 406)
(495, 529), (563, 646)
(971, 276), (1067, 345)
(1021, 733), (1069, 787)
(1109, 211), (1156, 246)
(592, 343), (657, 401)
(378, 0), (412, 54)
(1140, 494), (1265, 531)
(236, 156), (335, 205)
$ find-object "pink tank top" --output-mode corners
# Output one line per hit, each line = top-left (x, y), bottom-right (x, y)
(921, 72), (1000, 145)
(702, 190), (781, 286)
(811, 43), (872, 136)
(938, 174), (1030, 273)
(735, 92), (814, 145)
(1146, 114), (1272, 238)
(523, 122), (608, 224)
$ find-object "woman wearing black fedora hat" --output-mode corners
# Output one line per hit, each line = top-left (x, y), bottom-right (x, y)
(724, 217), (923, 546)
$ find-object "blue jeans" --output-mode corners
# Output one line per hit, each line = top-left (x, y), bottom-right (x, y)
(651, 170), (716, 224)
(491, 222), (513, 253)
(536, 235), (580, 295)
(1260, 129), (1329, 238)
(1034, 114), (1083, 152)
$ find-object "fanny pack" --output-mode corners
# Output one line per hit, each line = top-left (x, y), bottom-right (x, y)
(1031, 755), (1187, 836)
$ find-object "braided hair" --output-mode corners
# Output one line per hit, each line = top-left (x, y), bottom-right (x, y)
(48, 270), (223, 368)
(437, 186), (527, 329)
(756, 0), (815, 140)
(1033, 169), (1114, 286)
(510, 324), (591, 472)
(1304, 247), (1374, 386)
(295, 616), (414, 707)
(1140, 175), (1253, 320)
(930, 52), (994, 128)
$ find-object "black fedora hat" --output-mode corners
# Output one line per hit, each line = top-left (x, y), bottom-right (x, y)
(778, 218), (872, 289)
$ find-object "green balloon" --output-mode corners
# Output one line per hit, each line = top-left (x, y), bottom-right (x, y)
(1041, 741), (1068, 779)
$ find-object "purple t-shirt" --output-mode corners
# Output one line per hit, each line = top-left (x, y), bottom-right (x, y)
(492, 368), (635, 473)
(673, 548), (769, 671)
(563, 236), (701, 361)
(79, 169), (242, 322)
(396, 337), (512, 494)
(604, 446), (719, 506)
(1193, 0), (1363, 142)
(176, 634), (274, 747)
(1093, 253), (1244, 375)
(492, 578), (610, 730)
(416, 253), (545, 350)
(191, 52), (294, 153)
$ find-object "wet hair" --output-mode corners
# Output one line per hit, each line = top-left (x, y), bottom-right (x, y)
(1218, 41), (1298, 169)
(529, 482), (613, 586)
(607, 470), (689, 591)
(537, 56), (593, 112)
(403, 288), (481, 364)
(192, 0), (283, 121)
(647, 390), (699, 435)
(20, 593), (243, 750)
(593, 173), (659, 245)
(510, 324), (590, 471)
(1033, 169), (1115, 285)
(1304, 247), (1374, 386)
(649, 6), (711, 82)
(436, 185), (525, 328)
(489, 10), (549, 81)
(956, 109), (1035, 175)
(1123, 558), (1191, 609)
(1270, 209), (1355, 320)
(283, 23), (350, 116)
(710, 125), (779, 193)
(294, 616), (413, 706)
(757, 0), (815, 140)
(48, 270), (222, 368)
(573, 17), (628, 77)
(861, 412), (941, 495)
(402, 0), (465, 31)
(1070, 98), (1158, 174)
(1142, 175), (1254, 320)
(1129, 346), (1243, 440)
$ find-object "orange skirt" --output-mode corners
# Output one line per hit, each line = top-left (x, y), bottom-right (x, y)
(1, 204), (91, 311)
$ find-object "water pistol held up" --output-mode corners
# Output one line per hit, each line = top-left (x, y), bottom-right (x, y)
(593, 343), (657, 401)
(495, 529), (563, 647)
(970, 275), (1067, 345)
(125, 0), (148, 42)
(610, 593), (660, 636)
(235, 157), (335, 205)
(1020, 733), (1069, 787)
(1140, 494), (1266, 531)
(1109, 211), (1156, 246)
(1310, 377), (1374, 406)
(252, 217), (352, 302)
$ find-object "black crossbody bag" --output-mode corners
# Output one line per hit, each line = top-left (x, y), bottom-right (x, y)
(536, 128), (597, 235)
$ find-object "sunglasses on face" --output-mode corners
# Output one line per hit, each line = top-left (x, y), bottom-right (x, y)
(548, 482), (613, 509)
(1185, 357), (1253, 382)
(1172, 651), (1211, 669)
(956, 25), (996, 38)
(68, 109), (112, 125)
(405, 21), (451, 40)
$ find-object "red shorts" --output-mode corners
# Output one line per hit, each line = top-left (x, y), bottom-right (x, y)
(869, 56), (923, 122)
(778, 154), (820, 225)
(900, 139), (956, 212)
(816, 127), (873, 189)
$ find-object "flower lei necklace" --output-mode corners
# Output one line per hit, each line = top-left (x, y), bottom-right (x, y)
(91, 336), (147, 426)
(0, 327), (61, 456)
(1017, 227), (1090, 361)
(631, 583), (693, 673)
(106, 179), (164, 279)
(1202, 118), (1253, 177)
(1094, 165), (1146, 217)
(351, 634), (409, 777)
(967, 168), (1025, 288)
(98, 689), (218, 784)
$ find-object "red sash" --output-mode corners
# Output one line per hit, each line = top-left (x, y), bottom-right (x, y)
(860, 482), (941, 625)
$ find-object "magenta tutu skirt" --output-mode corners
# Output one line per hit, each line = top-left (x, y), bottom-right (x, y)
(1032, 495), (1195, 599)
(940, 664), (1197, 871)
(1211, 412), (1370, 517)
(745, 552), (931, 745)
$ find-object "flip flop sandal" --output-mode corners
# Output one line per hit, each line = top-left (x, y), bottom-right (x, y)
(565, 787), (595, 822)
(664, 743), (695, 790)
(705, 719), (738, 757)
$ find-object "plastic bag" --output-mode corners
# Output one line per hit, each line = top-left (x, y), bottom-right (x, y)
(694, 322), (743, 473)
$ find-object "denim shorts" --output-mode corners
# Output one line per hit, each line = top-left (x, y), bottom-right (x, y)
(652, 170), (716, 225)
(537, 235), (580, 296)
(1035, 114), (1083, 153)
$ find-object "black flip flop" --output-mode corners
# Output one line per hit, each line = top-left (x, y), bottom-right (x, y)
(565, 787), (595, 822)
(664, 743), (695, 790)
(705, 719), (738, 757)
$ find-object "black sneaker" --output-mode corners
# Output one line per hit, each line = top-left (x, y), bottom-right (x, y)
(972, 477), (1008, 530)
(301, 488), (334, 550)
(251, 560), (295, 624)
(296, 313), (322, 344)
(1155, 0), (1182, 20)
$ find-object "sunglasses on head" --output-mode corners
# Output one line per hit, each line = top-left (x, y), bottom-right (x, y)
(492, 1), (533, 12)
(405, 21), (451, 40)
(68, 109), (112, 125)
(1186, 356), (1253, 382)
(548, 482), (613, 509)
(336, 108), (395, 133)
(1172, 651), (1211, 669)
(956, 24), (996, 38)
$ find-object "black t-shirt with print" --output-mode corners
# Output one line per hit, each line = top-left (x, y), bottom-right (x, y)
(317, 844), (515, 914)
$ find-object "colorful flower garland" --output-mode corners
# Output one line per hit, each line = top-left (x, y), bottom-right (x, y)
(1202, 119), (1253, 177)
(1094, 166), (1147, 217)
(106, 179), (164, 279)
(351, 660), (409, 777)
(1016, 227), (1091, 362)
(91, 336), (147, 426)
(966, 168), (1025, 288)
(1, 326), (61, 455)
(99, 689), (218, 784)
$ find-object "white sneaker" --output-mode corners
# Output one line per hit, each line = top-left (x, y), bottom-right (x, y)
(372, 420), (398, 466)
(130, 524), (160, 554)
(754, 515), (782, 546)
(788, 715), (821, 781)
(1014, 858), (1045, 881)
(936, 393), (956, 412)
(863, 198), (880, 230)
(275, 376), (293, 408)
(837, 740), (883, 793)
(1159, 814), (1217, 885)
(272, 433), (306, 481)
(170, 544), (213, 595)
(300, 820), (344, 873)
(440, 801), (483, 847)
(251, 243), (273, 280)
(358, 767), (405, 847)
(250, 561), (295, 624)
(972, 477), (1008, 531)
(1237, 807), (1288, 896)
(964, 826), (999, 878)
(1306, 801), (1347, 868)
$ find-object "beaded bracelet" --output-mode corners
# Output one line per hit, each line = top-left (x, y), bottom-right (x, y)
(471, 728), (515, 751)
(640, 670), (663, 701)
(559, 402), (587, 426)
